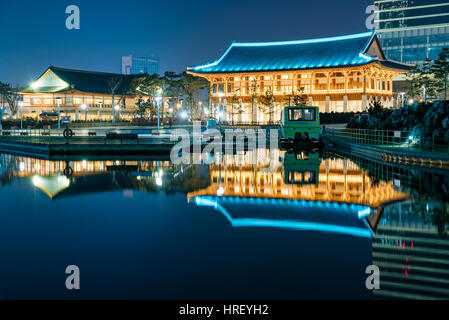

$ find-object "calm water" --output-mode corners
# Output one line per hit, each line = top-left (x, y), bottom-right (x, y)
(0, 149), (448, 300)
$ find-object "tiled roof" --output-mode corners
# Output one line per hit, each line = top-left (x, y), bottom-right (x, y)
(189, 32), (411, 73)
(22, 66), (146, 95)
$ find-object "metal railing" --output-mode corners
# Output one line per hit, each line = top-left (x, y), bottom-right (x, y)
(324, 128), (449, 154)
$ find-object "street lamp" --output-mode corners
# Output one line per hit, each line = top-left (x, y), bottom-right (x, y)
(155, 97), (162, 132)
(114, 105), (120, 122)
(217, 92), (224, 131)
(400, 92), (405, 108)
(81, 104), (87, 121)
(19, 101), (24, 130)
(55, 97), (62, 129)
(217, 153), (224, 196)
(98, 102), (103, 127)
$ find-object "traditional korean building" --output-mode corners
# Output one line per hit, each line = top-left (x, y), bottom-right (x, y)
(18, 66), (148, 121)
(188, 31), (411, 123)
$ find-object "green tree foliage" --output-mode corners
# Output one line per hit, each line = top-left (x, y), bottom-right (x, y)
(134, 97), (156, 119)
(162, 72), (183, 115)
(283, 87), (308, 106)
(431, 48), (449, 100)
(179, 72), (209, 119)
(128, 72), (209, 120)
(406, 49), (449, 101)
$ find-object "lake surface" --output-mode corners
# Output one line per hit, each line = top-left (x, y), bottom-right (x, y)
(0, 148), (448, 300)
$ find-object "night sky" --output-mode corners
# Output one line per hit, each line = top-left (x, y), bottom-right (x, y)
(1, 0), (373, 86)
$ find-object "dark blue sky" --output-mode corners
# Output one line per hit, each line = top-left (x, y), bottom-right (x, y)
(0, 0), (373, 86)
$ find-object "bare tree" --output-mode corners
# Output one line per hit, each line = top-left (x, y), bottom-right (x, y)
(228, 89), (244, 125)
(259, 89), (277, 124)
(0, 82), (21, 117)
(249, 80), (259, 123)
(108, 77), (123, 122)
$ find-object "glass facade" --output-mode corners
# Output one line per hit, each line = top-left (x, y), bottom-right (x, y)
(121, 55), (160, 75)
(375, 0), (449, 65)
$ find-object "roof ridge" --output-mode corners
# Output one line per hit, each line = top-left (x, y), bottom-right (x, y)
(232, 31), (374, 47)
(50, 66), (133, 77)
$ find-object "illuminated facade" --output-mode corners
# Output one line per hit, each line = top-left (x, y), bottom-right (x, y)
(17, 66), (168, 121)
(188, 32), (411, 123)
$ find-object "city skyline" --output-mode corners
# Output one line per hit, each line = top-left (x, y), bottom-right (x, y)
(0, 0), (372, 86)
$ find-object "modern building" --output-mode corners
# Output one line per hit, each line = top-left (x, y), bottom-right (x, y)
(121, 55), (160, 75)
(18, 66), (148, 121)
(375, 0), (449, 66)
(188, 31), (411, 123)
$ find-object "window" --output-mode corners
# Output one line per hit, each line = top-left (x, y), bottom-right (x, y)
(288, 108), (316, 121)
(31, 98), (42, 105)
(288, 171), (315, 184)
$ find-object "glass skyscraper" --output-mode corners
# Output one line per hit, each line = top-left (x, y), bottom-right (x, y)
(121, 55), (160, 75)
(375, 0), (449, 66)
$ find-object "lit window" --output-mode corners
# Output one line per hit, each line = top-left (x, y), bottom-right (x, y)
(288, 108), (316, 121)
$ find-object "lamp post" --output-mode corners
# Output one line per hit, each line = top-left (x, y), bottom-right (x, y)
(19, 101), (24, 130)
(114, 105), (120, 122)
(217, 92), (224, 131)
(99, 102), (103, 127)
(55, 97), (62, 130)
(217, 152), (224, 196)
(81, 104), (87, 121)
(156, 97), (162, 132)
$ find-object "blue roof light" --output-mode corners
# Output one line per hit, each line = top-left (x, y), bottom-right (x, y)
(194, 196), (373, 238)
(188, 31), (387, 73)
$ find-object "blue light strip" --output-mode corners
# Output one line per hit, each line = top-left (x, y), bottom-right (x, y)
(359, 52), (373, 61)
(233, 218), (372, 238)
(233, 31), (373, 47)
(189, 44), (235, 71)
(193, 196), (372, 238)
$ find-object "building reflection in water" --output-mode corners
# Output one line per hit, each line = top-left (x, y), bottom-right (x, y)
(0, 150), (409, 208)
(188, 149), (408, 209)
(2, 149), (448, 299)
(373, 200), (449, 300)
